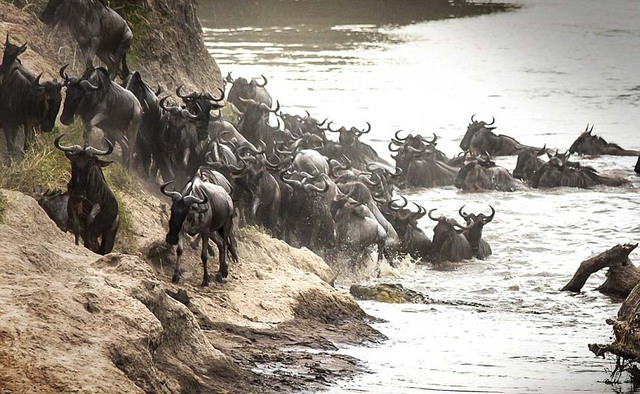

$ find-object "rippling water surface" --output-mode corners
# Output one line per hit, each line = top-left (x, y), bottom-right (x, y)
(198, 0), (640, 392)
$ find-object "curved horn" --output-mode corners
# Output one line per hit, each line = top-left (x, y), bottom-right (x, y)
(181, 108), (199, 120)
(428, 208), (441, 222)
(388, 141), (400, 152)
(394, 129), (409, 141)
(59, 64), (70, 82)
(458, 205), (469, 220)
(471, 114), (476, 123)
(34, 73), (43, 87)
(414, 203), (427, 219)
(85, 138), (114, 156)
(389, 195), (408, 211)
(159, 96), (172, 111)
(359, 121), (371, 135)
(486, 116), (495, 126)
(327, 121), (340, 133)
(589, 124), (594, 133)
(176, 85), (193, 100)
(204, 87), (225, 102)
(184, 193), (207, 206)
(483, 205), (495, 224)
(537, 143), (547, 156)
(154, 83), (163, 96)
(79, 79), (99, 91)
(160, 181), (182, 201)
(238, 96), (259, 107)
(256, 74), (268, 87)
(304, 179), (329, 194)
(452, 219), (474, 231)
(54, 134), (82, 153)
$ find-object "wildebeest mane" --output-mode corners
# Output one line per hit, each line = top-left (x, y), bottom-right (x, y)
(50, 0), (108, 26)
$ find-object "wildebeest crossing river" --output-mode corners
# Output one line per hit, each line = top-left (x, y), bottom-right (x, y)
(199, 0), (640, 392)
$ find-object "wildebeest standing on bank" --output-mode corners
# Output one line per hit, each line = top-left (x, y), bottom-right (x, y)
(54, 134), (119, 255)
(162, 176), (238, 286)
(39, 0), (133, 79)
(0, 35), (63, 162)
(59, 66), (141, 168)
(568, 124), (640, 156)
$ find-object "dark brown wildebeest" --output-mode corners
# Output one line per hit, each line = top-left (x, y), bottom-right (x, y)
(460, 114), (542, 156)
(530, 156), (628, 189)
(459, 205), (494, 260)
(40, 0), (132, 79)
(568, 124), (640, 156)
(55, 134), (119, 255)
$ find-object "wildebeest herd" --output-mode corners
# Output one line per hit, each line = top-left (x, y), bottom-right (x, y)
(2, 0), (639, 286)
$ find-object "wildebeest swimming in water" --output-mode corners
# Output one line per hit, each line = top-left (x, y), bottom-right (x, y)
(39, 0), (132, 79)
(530, 156), (628, 189)
(568, 124), (640, 156)
(460, 114), (543, 156)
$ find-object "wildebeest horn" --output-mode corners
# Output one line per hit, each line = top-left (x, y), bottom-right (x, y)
(537, 144), (547, 156)
(388, 141), (400, 152)
(181, 108), (199, 120)
(85, 138), (114, 156)
(184, 193), (207, 206)
(327, 121), (340, 133)
(204, 87), (225, 102)
(160, 181), (182, 201)
(470, 114), (476, 123)
(54, 134), (82, 153)
(483, 205), (495, 224)
(428, 208), (442, 221)
(394, 129), (409, 141)
(406, 145), (428, 154)
(453, 219), (474, 231)
(59, 64), (70, 83)
(359, 122), (371, 135)
(238, 96), (259, 107)
(154, 83), (163, 96)
(159, 96), (171, 111)
(589, 124), (594, 133)
(458, 205), (469, 220)
(176, 85), (193, 100)
(389, 196), (408, 211)
(269, 100), (280, 113)
(256, 74), (268, 87)
(486, 116), (495, 126)
(79, 79), (99, 91)
(304, 178), (329, 194)
(414, 203), (427, 219)
(34, 73), (43, 87)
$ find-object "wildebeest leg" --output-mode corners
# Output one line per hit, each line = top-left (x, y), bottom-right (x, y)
(22, 124), (36, 153)
(200, 231), (211, 287)
(172, 237), (184, 283)
(2, 124), (19, 162)
(99, 214), (119, 255)
(83, 122), (94, 146)
(214, 219), (233, 282)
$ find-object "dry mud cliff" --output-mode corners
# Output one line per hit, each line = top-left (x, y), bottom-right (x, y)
(0, 1), (383, 392)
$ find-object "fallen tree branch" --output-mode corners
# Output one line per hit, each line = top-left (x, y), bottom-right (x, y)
(561, 243), (638, 297)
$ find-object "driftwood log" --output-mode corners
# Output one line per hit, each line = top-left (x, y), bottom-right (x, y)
(561, 243), (639, 298)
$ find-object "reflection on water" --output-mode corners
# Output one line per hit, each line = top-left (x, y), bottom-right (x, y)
(198, 0), (640, 392)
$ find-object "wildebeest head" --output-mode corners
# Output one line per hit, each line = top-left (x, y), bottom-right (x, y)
(176, 85), (225, 134)
(460, 114), (495, 151)
(59, 66), (109, 125)
(54, 134), (114, 199)
(459, 205), (494, 249)
(513, 145), (547, 180)
(327, 121), (371, 146)
(568, 124), (624, 155)
(227, 73), (272, 112)
(34, 74), (64, 132)
(161, 181), (208, 245)
(0, 34), (27, 75)
(429, 208), (472, 251)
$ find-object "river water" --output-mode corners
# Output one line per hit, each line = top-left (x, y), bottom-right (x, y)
(197, 1), (640, 392)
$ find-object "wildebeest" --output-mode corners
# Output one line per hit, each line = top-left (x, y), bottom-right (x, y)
(388, 198), (431, 261)
(530, 156), (628, 188)
(54, 134), (119, 255)
(0, 36), (63, 161)
(428, 209), (473, 263)
(513, 145), (548, 182)
(122, 70), (163, 176)
(162, 176), (238, 286)
(455, 155), (521, 192)
(326, 121), (392, 171)
(33, 187), (70, 232)
(39, 0), (132, 79)
(459, 205), (494, 260)
(568, 124), (640, 156)
(225, 72), (273, 113)
(59, 66), (141, 168)
(460, 115), (542, 156)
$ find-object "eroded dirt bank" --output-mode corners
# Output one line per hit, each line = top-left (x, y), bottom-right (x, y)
(0, 188), (384, 393)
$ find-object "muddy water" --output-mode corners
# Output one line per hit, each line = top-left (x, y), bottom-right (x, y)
(197, 0), (640, 392)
